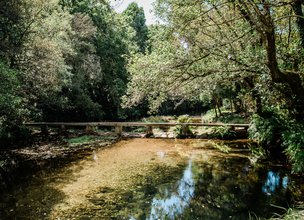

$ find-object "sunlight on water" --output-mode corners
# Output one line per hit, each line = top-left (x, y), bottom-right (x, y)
(157, 151), (166, 159)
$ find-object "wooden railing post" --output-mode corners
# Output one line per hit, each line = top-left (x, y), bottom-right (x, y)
(59, 125), (67, 134)
(115, 126), (123, 136)
(145, 126), (153, 137)
(41, 125), (49, 136)
(181, 124), (189, 137)
(85, 125), (93, 134)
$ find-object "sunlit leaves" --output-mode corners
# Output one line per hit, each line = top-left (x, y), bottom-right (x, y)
(123, 2), (149, 53)
(19, 0), (74, 94)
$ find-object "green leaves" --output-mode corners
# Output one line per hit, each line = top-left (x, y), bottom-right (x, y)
(123, 2), (149, 54)
(282, 124), (304, 173)
(0, 62), (29, 141)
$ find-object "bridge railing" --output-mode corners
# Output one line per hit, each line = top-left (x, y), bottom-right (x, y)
(25, 122), (249, 137)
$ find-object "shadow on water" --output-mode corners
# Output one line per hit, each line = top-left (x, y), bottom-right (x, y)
(0, 161), (83, 219)
(129, 157), (296, 220)
(0, 182), (66, 219)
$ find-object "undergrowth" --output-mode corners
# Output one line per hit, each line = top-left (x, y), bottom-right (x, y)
(211, 126), (236, 140)
(248, 110), (304, 173)
(66, 135), (110, 145)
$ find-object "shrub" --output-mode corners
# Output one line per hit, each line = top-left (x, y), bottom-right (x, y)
(211, 126), (236, 139)
(0, 62), (29, 146)
(282, 124), (304, 173)
(248, 112), (285, 146)
(248, 110), (304, 173)
(174, 115), (194, 138)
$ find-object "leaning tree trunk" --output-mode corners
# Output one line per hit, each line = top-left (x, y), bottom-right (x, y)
(236, 1), (304, 120)
(264, 7), (304, 120)
(244, 77), (262, 114)
(292, 0), (304, 48)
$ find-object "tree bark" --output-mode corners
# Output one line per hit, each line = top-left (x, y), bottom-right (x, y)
(230, 97), (233, 113)
(217, 102), (222, 116)
(292, 0), (304, 48)
(214, 100), (218, 118)
(236, 1), (304, 119)
(263, 4), (304, 120)
(244, 77), (262, 114)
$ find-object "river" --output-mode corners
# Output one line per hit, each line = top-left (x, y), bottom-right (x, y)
(0, 138), (302, 219)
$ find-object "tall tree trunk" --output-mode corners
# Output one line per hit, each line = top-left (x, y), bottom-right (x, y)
(292, 0), (304, 48)
(244, 77), (262, 114)
(217, 102), (222, 116)
(230, 97), (233, 113)
(265, 26), (304, 119)
(214, 99), (218, 118)
(236, 1), (304, 120)
(263, 5), (304, 120)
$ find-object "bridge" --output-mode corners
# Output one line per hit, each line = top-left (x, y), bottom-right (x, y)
(25, 122), (250, 137)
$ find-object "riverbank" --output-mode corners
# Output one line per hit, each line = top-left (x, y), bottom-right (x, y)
(0, 134), (119, 194)
(0, 122), (247, 195)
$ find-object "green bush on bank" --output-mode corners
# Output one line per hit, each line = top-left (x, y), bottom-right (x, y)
(201, 109), (248, 124)
(249, 110), (304, 173)
(174, 115), (194, 138)
(248, 111), (285, 146)
(282, 124), (304, 173)
(211, 126), (236, 139)
(0, 62), (30, 145)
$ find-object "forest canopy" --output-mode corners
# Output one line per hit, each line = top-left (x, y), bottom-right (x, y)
(124, 0), (304, 119)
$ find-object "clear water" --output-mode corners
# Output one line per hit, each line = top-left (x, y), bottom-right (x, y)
(132, 158), (293, 220)
(0, 139), (302, 219)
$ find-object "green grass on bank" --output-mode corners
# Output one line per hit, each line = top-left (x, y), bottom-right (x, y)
(142, 110), (249, 124)
(201, 109), (250, 124)
(269, 206), (304, 220)
(66, 135), (115, 145)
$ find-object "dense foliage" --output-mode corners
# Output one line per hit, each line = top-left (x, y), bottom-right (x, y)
(124, 0), (304, 118)
(0, 62), (29, 144)
(0, 0), (148, 142)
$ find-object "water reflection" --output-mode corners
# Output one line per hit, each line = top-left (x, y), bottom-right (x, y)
(133, 157), (295, 220)
(282, 176), (289, 189)
(262, 171), (289, 195)
(148, 160), (194, 220)
(157, 151), (166, 159)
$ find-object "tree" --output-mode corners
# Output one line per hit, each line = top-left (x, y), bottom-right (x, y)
(0, 0), (26, 66)
(20, 0), (74, 94)
(0, 62), (28, 144)
(123, 2), (149, 53)
(40, 12), (105, 121)
(57, 0), (135, 119)
(124, 0), (304, 120)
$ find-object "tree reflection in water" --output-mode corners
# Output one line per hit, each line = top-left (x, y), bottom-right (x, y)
(148, 160), (194, 219)
(262, 171), (289, 195)
(128, 156), (296, 220)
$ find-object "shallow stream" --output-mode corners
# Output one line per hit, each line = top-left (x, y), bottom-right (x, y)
(0, 139), (303, 219)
